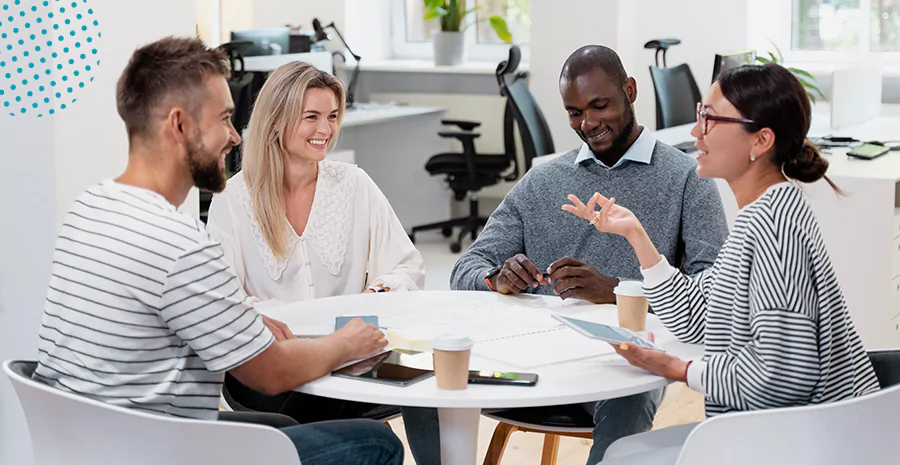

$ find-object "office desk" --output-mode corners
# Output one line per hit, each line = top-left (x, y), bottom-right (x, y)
(261, 291), (703, 465)
(334, 104), (451, 230)
(535, 117), (900, 348)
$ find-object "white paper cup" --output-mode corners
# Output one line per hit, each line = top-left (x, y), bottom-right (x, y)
(614, 281), (649, 331)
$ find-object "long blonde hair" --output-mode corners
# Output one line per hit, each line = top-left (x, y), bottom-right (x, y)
(241, 62), (346, 260)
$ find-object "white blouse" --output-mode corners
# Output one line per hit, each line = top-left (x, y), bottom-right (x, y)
(206, 160), (425, 303)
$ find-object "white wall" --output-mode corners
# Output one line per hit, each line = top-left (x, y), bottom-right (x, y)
(344, 0), (392, 60)
(252, 0), (344, 32)
(0, 113), (57, 465)
(0, 2), (197, 463)
(530, 0), (620, 152)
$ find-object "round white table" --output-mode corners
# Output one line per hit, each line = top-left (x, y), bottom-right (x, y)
(261, 291), (704, 465)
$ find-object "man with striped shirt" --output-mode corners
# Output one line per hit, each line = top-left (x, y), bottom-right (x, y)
(34, 36), (402, 465)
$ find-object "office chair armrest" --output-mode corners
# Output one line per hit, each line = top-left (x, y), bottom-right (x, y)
(438, 130), (482, 141)
(438, 131), (481, 182)
(442, 120), (482, 131)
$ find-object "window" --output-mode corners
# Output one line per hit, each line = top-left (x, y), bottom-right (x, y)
(392, 0), (530, 61)
(793, 0), (900, 54)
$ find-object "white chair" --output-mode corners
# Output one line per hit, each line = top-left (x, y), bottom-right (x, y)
(4, 360), (302, 465)
(600, 349), (900, 465)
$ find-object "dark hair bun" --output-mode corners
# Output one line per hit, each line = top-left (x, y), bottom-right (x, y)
(783, 140), (828, 183)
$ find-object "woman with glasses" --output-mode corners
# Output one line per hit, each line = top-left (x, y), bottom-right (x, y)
(563, 63), (879, 462)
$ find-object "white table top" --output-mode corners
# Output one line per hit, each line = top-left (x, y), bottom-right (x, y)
(341, 103), (446, 128)
(261, 291), (703, 409)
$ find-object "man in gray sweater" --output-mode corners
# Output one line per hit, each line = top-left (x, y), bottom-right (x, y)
(451, 45), (728, 464)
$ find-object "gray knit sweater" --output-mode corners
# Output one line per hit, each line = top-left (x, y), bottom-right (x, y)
(450, 142), (728, 294)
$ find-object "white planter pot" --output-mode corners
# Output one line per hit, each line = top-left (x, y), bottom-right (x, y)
(433, 31), (466, 66)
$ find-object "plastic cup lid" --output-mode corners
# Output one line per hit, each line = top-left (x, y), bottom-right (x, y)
(431, 335), (473, 351)
(614, 280), (644, 297)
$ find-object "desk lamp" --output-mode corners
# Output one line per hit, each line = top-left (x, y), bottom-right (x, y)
(312, 18), (361, 109)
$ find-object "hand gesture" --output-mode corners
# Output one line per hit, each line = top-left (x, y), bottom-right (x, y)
(561, 192), (642, 239)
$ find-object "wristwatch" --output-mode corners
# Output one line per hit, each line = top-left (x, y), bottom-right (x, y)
(484, 264), (503, 292)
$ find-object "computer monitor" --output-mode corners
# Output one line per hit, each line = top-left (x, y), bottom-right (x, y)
(712, 50), (757, 83)
(230, 27), (291, 56)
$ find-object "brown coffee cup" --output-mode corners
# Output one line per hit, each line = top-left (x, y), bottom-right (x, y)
(614, 281), (649, 331)
(431, 336), (473, 390)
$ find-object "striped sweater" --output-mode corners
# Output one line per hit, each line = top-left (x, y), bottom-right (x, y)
(642, 182), (879, 416)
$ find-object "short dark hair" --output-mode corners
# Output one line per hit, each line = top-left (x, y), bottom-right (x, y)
(116, 36), (229, 139)
(559, 45), (628, 88)
(717, 63), (835, 189)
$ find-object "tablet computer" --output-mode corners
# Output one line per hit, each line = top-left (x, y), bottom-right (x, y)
(553, 315), (658, 349)
(331, 351), (434, 387)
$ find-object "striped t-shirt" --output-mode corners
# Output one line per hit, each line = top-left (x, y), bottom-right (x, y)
(642, 182), (879, 416)
(34, 180), (274, 420)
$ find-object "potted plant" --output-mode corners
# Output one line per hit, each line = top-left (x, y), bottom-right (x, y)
(756, 43), (827, 103)
(424, 0), (512, 66)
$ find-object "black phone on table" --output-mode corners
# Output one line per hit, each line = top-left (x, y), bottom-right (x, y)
(332, 351), (433, 387)
(468, 370), (538, 386)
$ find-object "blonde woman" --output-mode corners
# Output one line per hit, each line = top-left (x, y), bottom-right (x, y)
(207, 62), (438, 464)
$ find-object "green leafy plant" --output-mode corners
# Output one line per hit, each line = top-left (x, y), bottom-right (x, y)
(424, 0), (513, 44)
(756, 42), (827, 103)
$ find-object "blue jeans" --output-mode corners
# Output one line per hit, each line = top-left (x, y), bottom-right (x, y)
(219, 412), (402, 465)
(279, 419), (404, 465)
(224, 375), (440, 464)
(582, 388), (664, 465)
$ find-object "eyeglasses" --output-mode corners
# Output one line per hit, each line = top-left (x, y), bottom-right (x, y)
(696, 103), (758, 135)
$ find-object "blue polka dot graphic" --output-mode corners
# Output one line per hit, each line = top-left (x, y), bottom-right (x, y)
(0, 0), (100, 117)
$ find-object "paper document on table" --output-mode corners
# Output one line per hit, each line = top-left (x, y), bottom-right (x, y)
(378, 302), (560, 344)
(472, 326), (616, 369)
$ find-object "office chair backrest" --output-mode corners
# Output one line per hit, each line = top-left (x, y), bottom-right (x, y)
(649, 63), (702, 130)
(674, 349), (900, 465)
(3, 360), (302, 465)
(496, 46), (555, 174)
(868, 348), (900, 388)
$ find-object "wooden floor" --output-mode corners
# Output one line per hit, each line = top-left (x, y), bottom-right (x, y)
(388, 383), (705, 464)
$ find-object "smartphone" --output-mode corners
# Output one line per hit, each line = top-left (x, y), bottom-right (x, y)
(847, 143), (890, 160)
(335, 315), (379, 331)
(468, 370), (539, 386)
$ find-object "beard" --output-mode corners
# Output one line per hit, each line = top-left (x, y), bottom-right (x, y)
(589, 96), (636, 161)
(186, 130), (228, 193)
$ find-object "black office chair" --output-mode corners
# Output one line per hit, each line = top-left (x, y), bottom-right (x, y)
(410, 46), (555, 253)
(645, 39), (702, 130)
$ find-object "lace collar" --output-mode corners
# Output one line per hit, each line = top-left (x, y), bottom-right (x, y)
(228, 161), (358, 280)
